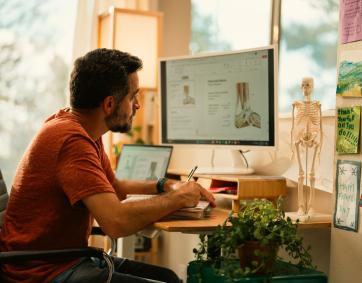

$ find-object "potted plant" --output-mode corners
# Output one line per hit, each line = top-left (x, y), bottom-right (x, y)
(192, 198), (314, 280)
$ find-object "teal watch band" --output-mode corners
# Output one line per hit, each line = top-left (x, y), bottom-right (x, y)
(156, 177), (168, 194)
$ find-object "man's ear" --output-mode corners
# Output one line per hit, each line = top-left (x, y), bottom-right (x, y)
(102, 96), (115, 115)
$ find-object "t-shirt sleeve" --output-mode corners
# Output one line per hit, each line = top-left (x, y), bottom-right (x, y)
(56, 136), (115, 206)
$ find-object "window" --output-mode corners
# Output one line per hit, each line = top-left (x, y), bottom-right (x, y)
(279, 0), (338, 113)
(191, 0), (338, 113)
(190, 0), (272, 53)
(0, 0), (77, 185)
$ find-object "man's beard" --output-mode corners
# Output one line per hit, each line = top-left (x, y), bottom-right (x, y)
(105, 105), (133, 133)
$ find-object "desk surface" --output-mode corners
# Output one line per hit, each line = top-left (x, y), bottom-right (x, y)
(153, 208), (331, 233)
(153, 208), (230, 232)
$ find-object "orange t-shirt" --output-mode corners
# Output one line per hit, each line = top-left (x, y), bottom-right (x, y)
(0, 109), (115, 282)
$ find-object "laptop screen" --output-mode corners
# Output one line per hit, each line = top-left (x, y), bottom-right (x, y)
(115, 144), (173, 180)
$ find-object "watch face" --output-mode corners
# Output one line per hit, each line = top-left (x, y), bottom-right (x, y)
(157, 177), (167, 193)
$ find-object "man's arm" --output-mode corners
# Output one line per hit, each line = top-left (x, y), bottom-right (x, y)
(83, 181), (215, 238)
(112, 178), (178, 200)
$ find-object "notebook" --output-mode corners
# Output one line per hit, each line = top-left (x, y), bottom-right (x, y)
(115, 144), (173, 181)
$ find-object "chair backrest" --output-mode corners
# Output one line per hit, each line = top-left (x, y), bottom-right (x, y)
(0, 170), (9, 229)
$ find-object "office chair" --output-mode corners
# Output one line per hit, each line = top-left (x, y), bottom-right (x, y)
(0, 170), (114, 283)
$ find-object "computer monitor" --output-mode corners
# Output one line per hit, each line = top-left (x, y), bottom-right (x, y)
(115, 144), (173, 180)
(159, 45), (278, 174)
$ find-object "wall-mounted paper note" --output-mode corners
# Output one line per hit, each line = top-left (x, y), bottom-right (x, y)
(340, 0), (362, 44)
(334, 160), (360, 232)
(336, 50), (362, 97)
(336, 106), (361, 154)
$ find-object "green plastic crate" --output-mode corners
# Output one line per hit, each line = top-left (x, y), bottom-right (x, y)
(187, 260), (328, 283)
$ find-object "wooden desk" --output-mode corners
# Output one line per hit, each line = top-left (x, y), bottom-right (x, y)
(153, 208), (330, 233)
(154, 208), (230, 233)
(158, 172), (328, 233)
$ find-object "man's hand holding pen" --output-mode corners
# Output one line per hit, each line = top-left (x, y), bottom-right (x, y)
(170, 166), (216, 208)
(187, 165), (198, 181)
(162, 166), (198, 192)
(172, 181), (216, 208)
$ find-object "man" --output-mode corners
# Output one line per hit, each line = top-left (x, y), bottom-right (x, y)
(0, 48), (215, 283)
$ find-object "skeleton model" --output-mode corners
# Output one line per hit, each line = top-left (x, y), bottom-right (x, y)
(234, 82), (261, 128)
(291, 77), (322, 216)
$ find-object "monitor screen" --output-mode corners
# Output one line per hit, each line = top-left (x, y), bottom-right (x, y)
(115, 145), (173, 180)
(159, 45), (277, 150)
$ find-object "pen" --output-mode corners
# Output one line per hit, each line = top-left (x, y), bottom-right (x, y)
(187, 166), (198, 181)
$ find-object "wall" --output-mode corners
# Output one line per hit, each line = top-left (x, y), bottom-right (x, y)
(154, 1), (333, 281)
(329, 41), (362, 283)
(156, 0), (191, 58)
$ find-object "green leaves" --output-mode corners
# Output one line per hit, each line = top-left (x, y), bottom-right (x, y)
(193, 198), (314, 279)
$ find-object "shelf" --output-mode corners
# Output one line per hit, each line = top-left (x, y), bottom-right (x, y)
(296, 222), (331, 229)
(285, 212), (332, 229)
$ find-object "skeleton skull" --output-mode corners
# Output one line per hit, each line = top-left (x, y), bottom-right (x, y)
(301, 77), (314, 98)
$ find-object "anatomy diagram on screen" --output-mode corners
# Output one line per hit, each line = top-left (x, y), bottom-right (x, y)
(291, 77), (322, 217)
(146, 161), (158, 180)
(182, 85), (195, 105)
(121, 157), (133, 179)
(234, 82), (261, 128)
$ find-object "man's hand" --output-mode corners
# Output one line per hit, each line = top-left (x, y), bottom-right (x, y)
(164, 179), (178, 192)
(171, 181), (216, 208)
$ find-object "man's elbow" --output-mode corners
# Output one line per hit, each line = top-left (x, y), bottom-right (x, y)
(105, 229), (131, 239)
(101, 219), (138, 239)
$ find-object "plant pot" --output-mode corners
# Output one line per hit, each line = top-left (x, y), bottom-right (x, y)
(238, 241), (278, 273)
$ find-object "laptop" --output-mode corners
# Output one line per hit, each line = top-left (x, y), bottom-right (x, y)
(115, 144), (173, 181)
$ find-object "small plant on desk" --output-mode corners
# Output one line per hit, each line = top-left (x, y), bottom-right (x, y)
(192, 198), (314, 280)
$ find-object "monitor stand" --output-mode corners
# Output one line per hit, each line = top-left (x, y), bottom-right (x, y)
(197, 149), (254, 175)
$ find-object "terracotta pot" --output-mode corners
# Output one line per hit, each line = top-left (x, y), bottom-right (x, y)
(238, 241), (278, 273)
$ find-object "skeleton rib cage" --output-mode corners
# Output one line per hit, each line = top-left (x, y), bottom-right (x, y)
(293, 100), (321, 146)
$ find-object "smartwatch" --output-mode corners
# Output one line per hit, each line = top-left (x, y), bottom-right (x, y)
(156, 177), (168, 194)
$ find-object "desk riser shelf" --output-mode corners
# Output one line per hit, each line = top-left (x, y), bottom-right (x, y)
(167, 171), (287, 213)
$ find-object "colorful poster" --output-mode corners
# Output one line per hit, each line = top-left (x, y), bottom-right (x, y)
(336, 50), (362, 97)
(340, 0), (362, 44)
(334, 160), (360, 232)
(336, 106), (361, 154)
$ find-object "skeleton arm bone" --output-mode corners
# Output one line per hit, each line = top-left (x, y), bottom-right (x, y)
(318, 104), (323, 158)
(291, 103), (296, 159)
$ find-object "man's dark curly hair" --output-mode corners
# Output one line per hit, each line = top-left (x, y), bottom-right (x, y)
(69, 48), (143, 109)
